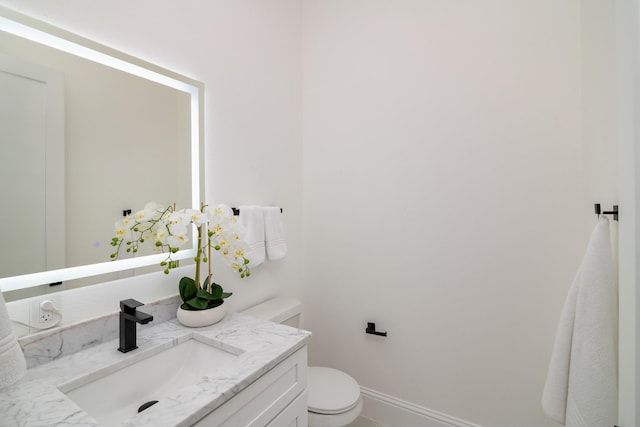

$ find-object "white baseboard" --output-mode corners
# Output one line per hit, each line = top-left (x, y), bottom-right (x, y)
(360, 386), (482, 427)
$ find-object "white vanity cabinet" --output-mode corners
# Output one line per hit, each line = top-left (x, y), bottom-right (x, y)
(194, 346), (308, 427)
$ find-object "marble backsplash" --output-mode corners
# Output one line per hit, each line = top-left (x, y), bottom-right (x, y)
(18, 294), (181, 369)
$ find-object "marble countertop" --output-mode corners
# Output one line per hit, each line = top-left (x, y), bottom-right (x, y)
(0, 313), (310, 427)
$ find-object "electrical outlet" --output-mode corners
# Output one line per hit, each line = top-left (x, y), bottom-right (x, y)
(29, 295), (61, 329)
(39, 308), (54, 324)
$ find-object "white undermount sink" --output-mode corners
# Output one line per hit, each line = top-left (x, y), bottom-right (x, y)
(59, 338), (240, 426)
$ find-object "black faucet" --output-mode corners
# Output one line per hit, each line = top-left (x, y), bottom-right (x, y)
(118, 299), (153, 353)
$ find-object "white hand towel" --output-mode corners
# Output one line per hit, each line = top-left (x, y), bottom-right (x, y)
(264, 206), (287, 260)
(542, 217), (617, 426)
(0, 291), (26, 389)
(238, 205), (266, 268)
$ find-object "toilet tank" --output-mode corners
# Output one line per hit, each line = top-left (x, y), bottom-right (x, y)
(241, 297), (302, 328)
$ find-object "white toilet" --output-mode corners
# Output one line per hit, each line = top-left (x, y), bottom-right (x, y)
(242, 297), (363, 427)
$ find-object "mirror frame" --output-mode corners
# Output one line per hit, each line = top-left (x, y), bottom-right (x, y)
(0, 6), (204, 293)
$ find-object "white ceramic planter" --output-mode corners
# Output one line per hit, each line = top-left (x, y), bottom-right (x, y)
(176, 303), (226, 327)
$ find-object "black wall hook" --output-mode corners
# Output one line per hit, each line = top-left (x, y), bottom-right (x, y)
(366, 322), (387, 337)
(594, 203), (619, 221)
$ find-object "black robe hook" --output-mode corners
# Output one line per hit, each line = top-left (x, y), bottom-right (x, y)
(594, 203), (619, 221)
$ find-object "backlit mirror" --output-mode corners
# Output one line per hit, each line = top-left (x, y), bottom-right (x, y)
(0, 6), (204, 299)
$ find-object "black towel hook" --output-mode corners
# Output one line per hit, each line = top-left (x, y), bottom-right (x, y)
(594, 203), (619, 221)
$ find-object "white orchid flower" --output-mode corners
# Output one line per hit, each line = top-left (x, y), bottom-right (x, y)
(168, 233), (189, 248)
(210, 222), (225, 236)
(132, 208), (150, 222)
(114, 220), (131, 239)
(183, 208), (209, 226)
(153, 227), (169, 244)
(167, 223), (188, 236)
(167, 210), (188, 227)
(131, 202), (163, 223)
(209, 204), (233, 218)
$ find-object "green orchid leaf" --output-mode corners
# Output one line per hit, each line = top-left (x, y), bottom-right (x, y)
(196, 289), (221, 300)
(212, 283), (224, 298)
(179, 276), (197, 304)
(185, 296), (209, 310)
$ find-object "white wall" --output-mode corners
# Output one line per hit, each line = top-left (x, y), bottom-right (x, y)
(302, 1), (615, 426)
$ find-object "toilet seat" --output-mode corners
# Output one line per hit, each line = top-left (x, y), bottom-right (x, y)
(308, 367), (361, 415)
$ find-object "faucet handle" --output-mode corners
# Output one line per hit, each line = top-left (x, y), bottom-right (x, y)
(120, 298), (144, 314)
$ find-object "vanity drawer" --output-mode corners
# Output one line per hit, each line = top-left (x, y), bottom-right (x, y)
(194, 346), (308, 427)
(266, 390), (308, 427)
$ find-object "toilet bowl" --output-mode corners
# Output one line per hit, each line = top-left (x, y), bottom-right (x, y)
(241, 297), (362, 427)
(307, 366), (362, 427)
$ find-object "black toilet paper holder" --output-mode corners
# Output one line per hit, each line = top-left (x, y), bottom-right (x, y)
(366, 322), (387, 337)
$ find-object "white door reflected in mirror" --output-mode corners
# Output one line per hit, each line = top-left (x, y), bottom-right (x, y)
(0, 54), (65, 277)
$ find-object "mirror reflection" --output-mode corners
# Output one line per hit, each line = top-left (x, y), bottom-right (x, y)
(0, 8), (203, 300)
